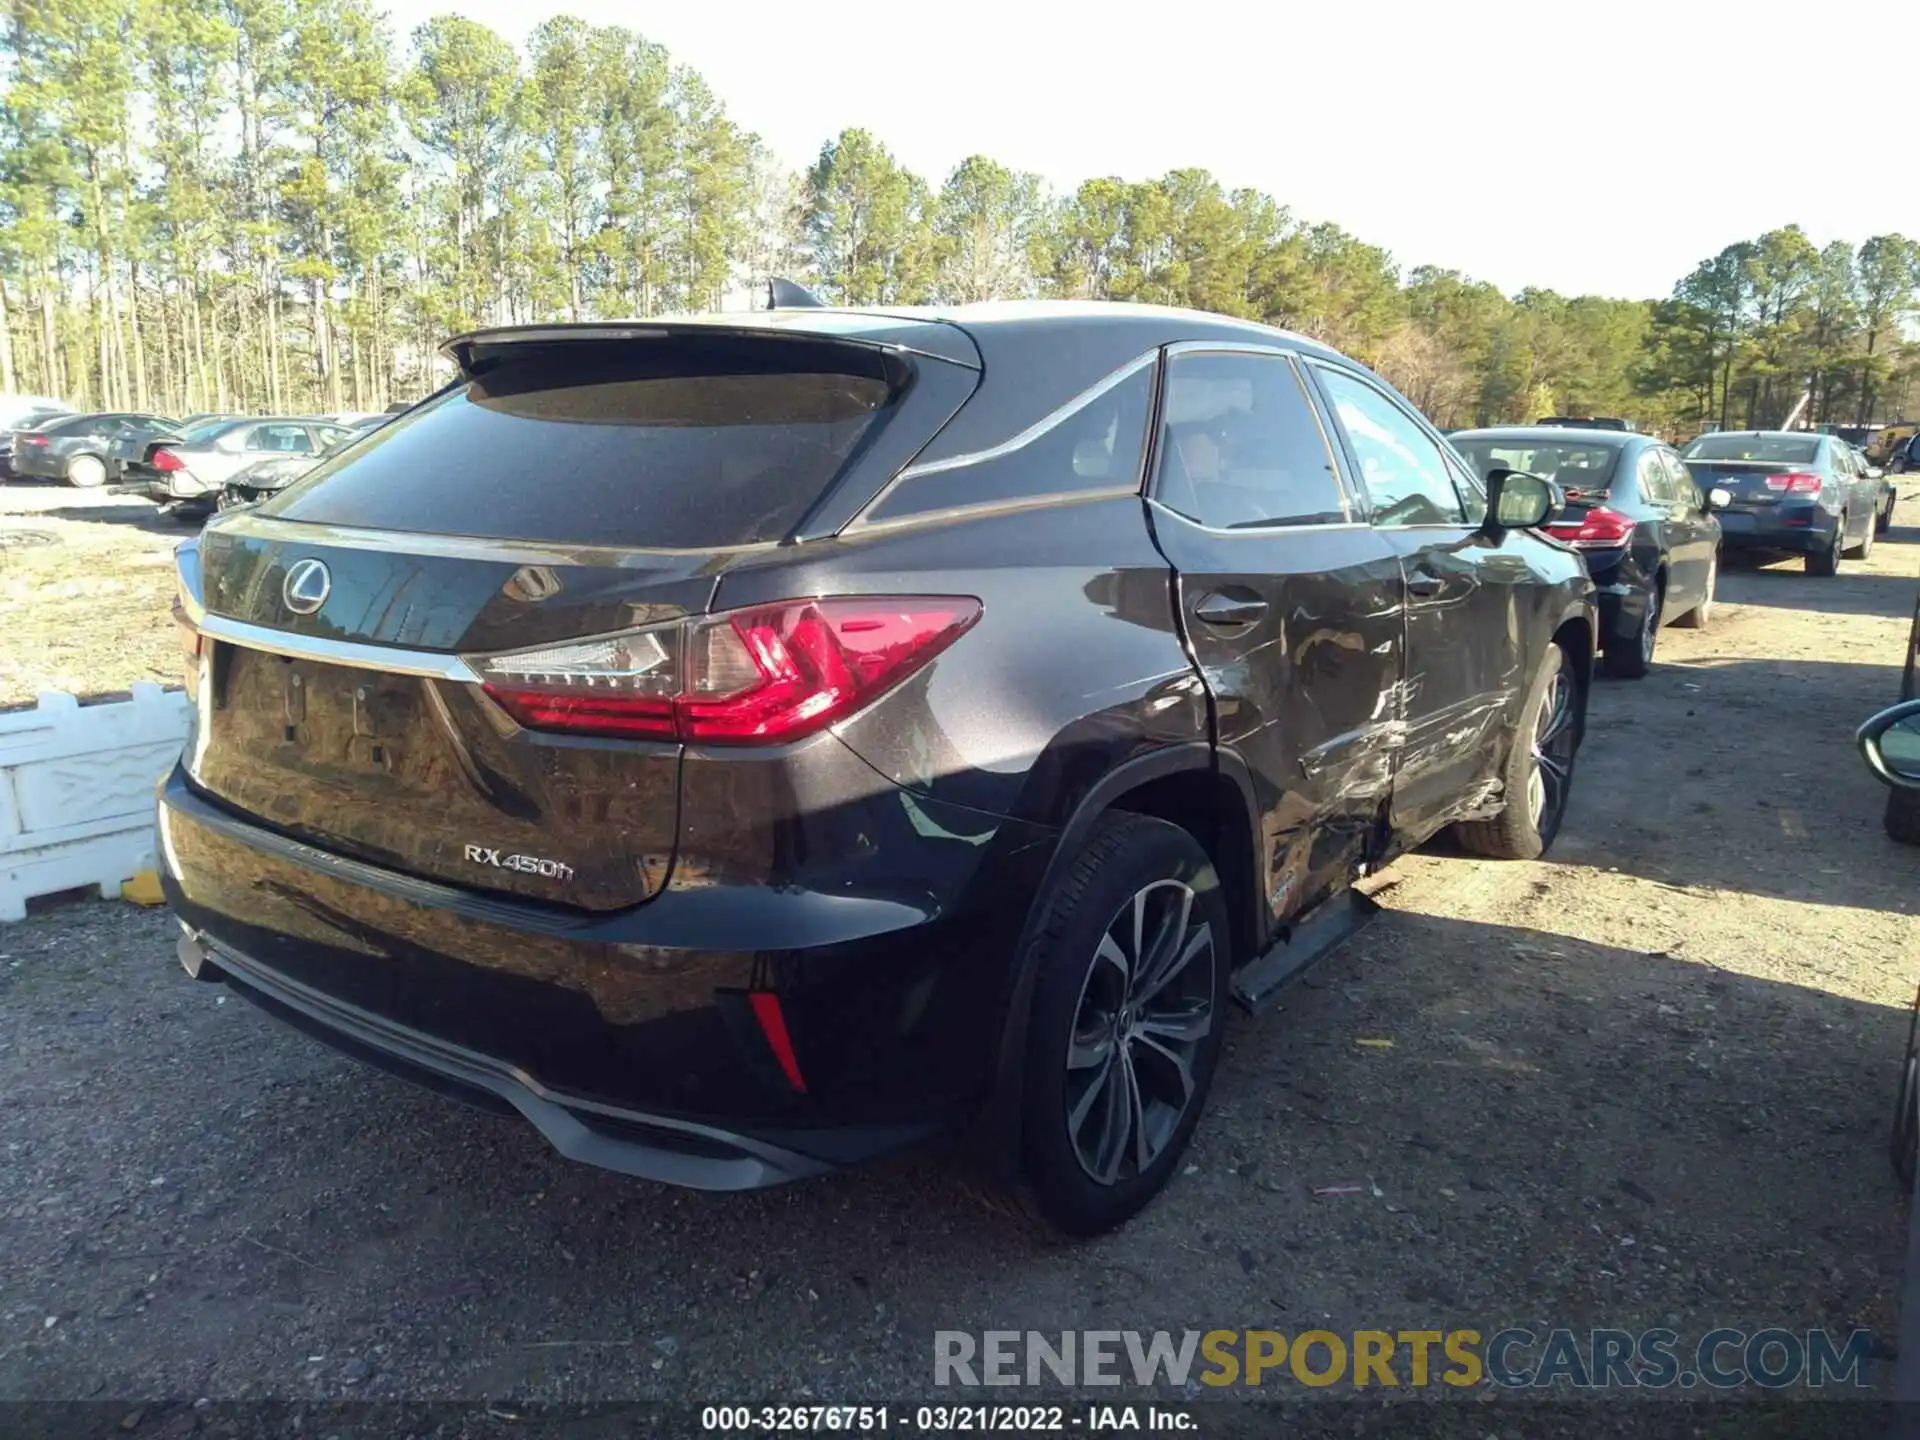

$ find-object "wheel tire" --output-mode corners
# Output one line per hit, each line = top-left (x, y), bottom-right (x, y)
(1892, 1005), (1919, 1194)
(66, 454), (106, 489)
(1601, 581), (1660, 678)
(1674, 554), (1715, 630)
(1453, 642), (1578, 861)
(1807, 521), (1843, 576)
(1886, 788), (1920, 847)
(1847, 516), (1874, 560)
(1016, 812), (1231, 1237)
(1877, 495), (1895, 536)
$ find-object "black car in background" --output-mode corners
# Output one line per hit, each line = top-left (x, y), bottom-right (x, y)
(162, 301), (1595, 1234)
(1681, 430), (1887, 574)
(0, 405), (74, 479)
(1451, 426), (1718, 677)
(9, 410), (179, 488)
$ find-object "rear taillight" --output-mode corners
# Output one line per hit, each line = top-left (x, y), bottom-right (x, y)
(1763, 471), (1822, 494)
(152, 448), (185, 473)
(22, 434), (48, 448)
(476, 597), (982, 745)
(1545, 506), (1635, 548)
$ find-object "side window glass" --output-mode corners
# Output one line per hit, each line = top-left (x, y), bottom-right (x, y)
(862, 364), (1152, 524)
(251, 424), (307, 454)
(1660, 452), (1697, 507)
(1637, 451), (1671, 503)
(1442, 451), (1487, 524)
(1312, 368), (1464, 526)
(1151, 351), (1348, 529)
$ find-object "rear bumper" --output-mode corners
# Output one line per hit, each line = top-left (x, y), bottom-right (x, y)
(1714, 506), (1837, 552)
(157, 764), (1053, 1186)
(10, 451), (65, 480)
(176, 923), (846, 1189)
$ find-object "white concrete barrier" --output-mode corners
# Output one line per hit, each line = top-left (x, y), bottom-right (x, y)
(0, 685), (189, 920)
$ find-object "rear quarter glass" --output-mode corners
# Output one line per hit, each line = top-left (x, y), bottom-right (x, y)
(262, 336), (909, 549)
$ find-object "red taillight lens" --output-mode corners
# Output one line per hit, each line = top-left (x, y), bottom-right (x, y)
(1545, 506), (1635, 548)
(152, 448), (184, 473)
(22, 434), (48, 448)
(1763, 471), (1822, 494)
(477, 597), (981, 746)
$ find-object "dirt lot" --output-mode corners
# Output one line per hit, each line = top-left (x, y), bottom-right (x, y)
(1, 480), (1916, 1427)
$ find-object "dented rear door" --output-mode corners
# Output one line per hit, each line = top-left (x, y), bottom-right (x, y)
(1144, 345), (1406, 929)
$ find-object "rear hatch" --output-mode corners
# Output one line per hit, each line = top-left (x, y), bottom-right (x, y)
(180, 327), (971, 911)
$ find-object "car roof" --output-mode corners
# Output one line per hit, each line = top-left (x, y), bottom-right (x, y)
(442, 300), (1365, 475)
(1450, 425), (1644, 445)
(1688, 429), (1821, 439)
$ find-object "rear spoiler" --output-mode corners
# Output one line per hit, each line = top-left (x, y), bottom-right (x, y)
(439, 314), (982, 377)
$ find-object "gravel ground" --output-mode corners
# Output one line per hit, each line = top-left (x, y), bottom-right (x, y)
(0, 479), (1916, 1433)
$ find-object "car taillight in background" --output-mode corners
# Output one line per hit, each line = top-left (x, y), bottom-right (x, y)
(1763, 472), (1822, 494)
(20, 434), (48, 448)
(1545, 507), (1636, 548)
(151, 449), (185, 473)
(476, 597), (983, 745)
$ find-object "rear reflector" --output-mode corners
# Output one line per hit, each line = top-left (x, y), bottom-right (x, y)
(477, 596), (981, 746)
(748, 991), (808, 1093)
(1763, 471), (1822, 494)
(1545, 506), (1635, 548)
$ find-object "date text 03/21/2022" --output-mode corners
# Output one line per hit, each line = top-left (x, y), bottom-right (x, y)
(700, 1406), (1193, 1432)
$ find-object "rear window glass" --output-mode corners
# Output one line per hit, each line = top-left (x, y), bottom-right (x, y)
(263, 337), (902, 548)
(1682, 434), (1818, 464)
(1452, 439), (1622, 497)
(40, 413), (109, 435)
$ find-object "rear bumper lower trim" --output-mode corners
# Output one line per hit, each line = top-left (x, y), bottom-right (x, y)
(179, 924), (840, 1191)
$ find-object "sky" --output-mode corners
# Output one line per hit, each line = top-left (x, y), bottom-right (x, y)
(381, 0), (1920, 302)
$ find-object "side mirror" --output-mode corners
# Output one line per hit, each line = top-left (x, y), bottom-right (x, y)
(1484, 467), (1559, 531)
(1868, 466), (1885, 481)
(1859, 700), (1920, 791)
(1706, 486), (1732, 511)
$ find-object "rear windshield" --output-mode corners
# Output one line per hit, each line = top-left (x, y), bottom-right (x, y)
(263, 336), (903, 548)
(1682, 434), (1818, 464)
(1452, 438), (1622, 494)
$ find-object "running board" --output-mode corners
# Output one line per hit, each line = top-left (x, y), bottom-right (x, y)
(1231, 889), (1381, 1014)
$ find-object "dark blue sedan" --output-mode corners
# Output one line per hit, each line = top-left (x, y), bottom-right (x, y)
(1452, 426), (1719, 677)
(1680, 430), (1887, 576)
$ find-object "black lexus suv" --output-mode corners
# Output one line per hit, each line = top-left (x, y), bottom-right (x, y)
(162, 300), (1595, 1235)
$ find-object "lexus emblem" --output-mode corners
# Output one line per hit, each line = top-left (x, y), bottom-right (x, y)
(282, 558), (331, 615)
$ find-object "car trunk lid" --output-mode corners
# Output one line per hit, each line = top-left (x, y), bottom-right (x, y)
(1681, 459), (1802, 510)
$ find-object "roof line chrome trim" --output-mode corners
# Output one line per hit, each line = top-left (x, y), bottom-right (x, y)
(842, 486), (1140, 540)
(195, 613), (482, 684)
(1144, 499), (1368, 539)
(205, 510), (778, 564)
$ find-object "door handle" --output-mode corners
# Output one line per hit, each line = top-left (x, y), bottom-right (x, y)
(1193, 592), (1267, 626)
(1406, 573), (1445, 597)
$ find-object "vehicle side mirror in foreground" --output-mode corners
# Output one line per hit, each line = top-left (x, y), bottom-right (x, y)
(1706, 486), (1732, 510)
(1867, 466), (1885, 481)
(1858, 699), (1920, 791)
(1484, 468), (1558, 531)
